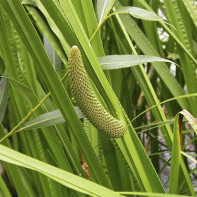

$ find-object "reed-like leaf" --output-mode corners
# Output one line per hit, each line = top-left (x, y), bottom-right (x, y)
(115, 6), (164, 21)
(0, 144), (122, 197)
(99, 55), (173, 70)
(169, 112), (182, 194)
(17, 107), (83, 132)
(0, 73), (9, 123)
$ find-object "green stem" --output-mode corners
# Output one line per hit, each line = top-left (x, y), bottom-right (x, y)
(0, 93), (49, 143)
(89, 12), (125, 42)
(131, 93), (197, 123)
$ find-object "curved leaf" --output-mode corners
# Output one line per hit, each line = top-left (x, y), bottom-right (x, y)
(114, 6), (164, 21)
(18, 107), (83, 132)
(0, 144), (122, 197)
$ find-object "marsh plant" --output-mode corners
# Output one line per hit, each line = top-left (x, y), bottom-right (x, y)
(0, 0), (197, 196)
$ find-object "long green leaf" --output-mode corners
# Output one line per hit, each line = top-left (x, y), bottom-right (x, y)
(0, 175), (11, 197)
(0, 73), (9, 123)
(99, 55), (173, 70)
(163, 0), (197, 117)
(59, 0), (166, 192)
(114, 1), (189, 111)
(181, 0), (197, 31)
(17, 107), (83, 132)
(169, 112), (182, 194)
(169, 110), (197, 194)
(119, 192), (192, 197)
(137, 0), (197, 67)
(115, 6), (164, 21)
(1, 0), (111, 188)
(0, 144), (122, 197)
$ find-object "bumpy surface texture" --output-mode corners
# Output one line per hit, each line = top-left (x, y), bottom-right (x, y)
(68, 46), (126, 138)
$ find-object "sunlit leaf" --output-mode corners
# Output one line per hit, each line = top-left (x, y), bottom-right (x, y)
(115, 6), (164, 21)
(99, 55), (173, 70)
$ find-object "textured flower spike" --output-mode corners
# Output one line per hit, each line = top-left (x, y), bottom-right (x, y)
(68, 46), (126, 138)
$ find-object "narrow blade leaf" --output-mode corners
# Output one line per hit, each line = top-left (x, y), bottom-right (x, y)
(97, 0), (115, 24)
(115, 7), (164, 21)
(99, 55), (173, 70)
(169, 112), (182, 194)
(0, 74), (9, 123)
(18, 107), (83, 132)
(0, 144), (122, 197)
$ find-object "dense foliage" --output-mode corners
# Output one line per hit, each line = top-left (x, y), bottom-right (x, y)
(0, 0), (197, 196)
